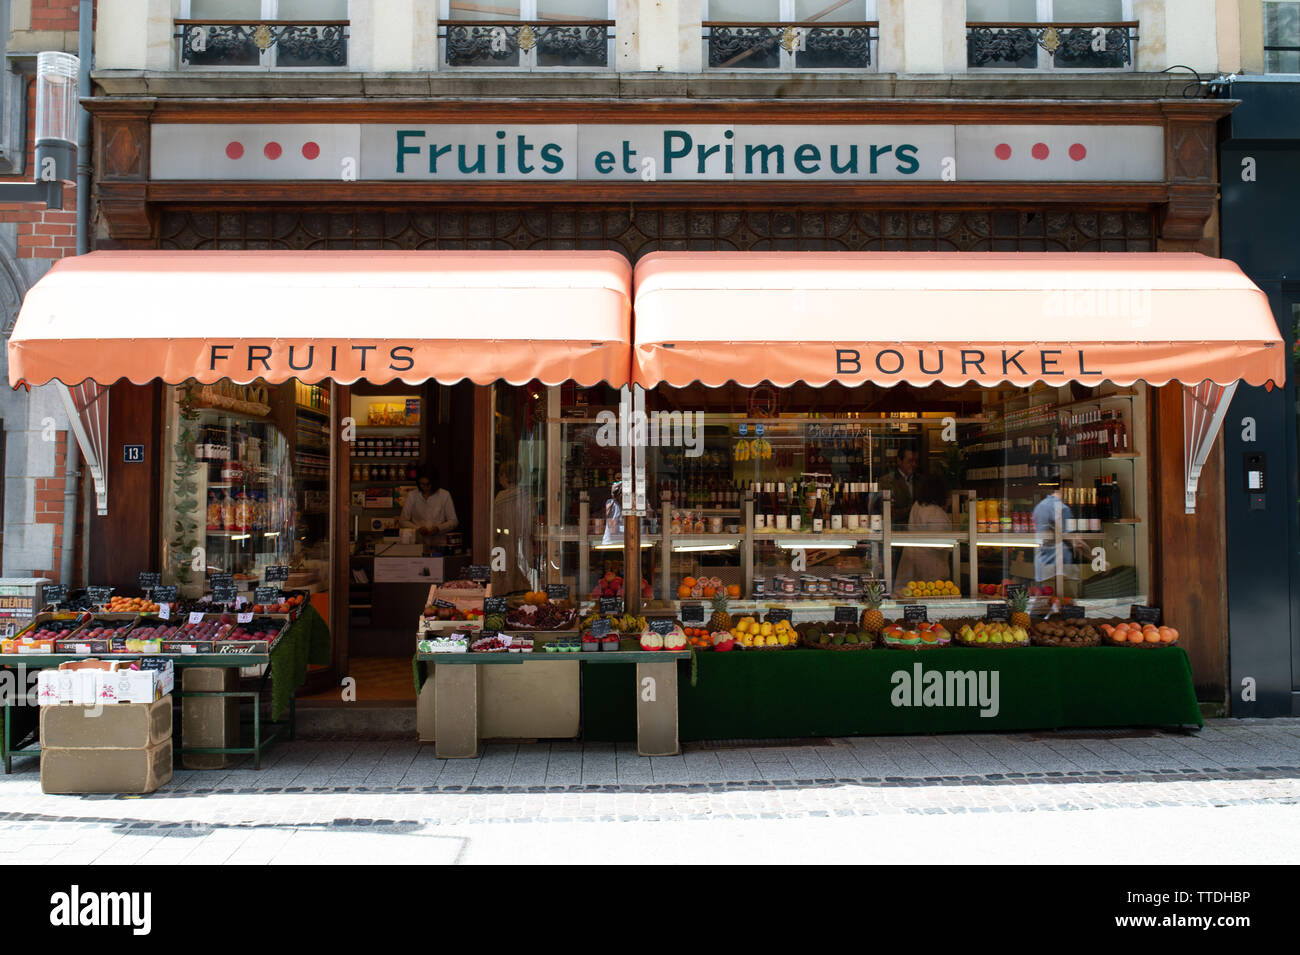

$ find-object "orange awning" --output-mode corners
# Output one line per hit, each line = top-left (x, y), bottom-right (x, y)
(632, 252), (1285, 389)
(8, 250), (633, 387)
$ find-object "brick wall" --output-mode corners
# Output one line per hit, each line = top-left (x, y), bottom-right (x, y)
(31, 0), (82, 33)
(0, 75), (79, 261)
(30, 430), (69, 581)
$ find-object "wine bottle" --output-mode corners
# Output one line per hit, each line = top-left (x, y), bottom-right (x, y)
(774, 482), (788, 531)
(789, 482), (802, 532)
(812, 489), (825, 533)
(1091, 487), (1103, 532)
(830, 483), (844, 531)
(752, 481), (765, 531)
(1064, 487), (1076, 533)
(845, 482), (860, 531)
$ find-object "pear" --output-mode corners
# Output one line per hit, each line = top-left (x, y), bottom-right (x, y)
(975, 633), (989, 644)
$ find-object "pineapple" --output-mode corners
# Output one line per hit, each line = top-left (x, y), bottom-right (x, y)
(709, 591), (732, 633)
(860, 581), (885, 633)
(1010, 589), (1030, 630)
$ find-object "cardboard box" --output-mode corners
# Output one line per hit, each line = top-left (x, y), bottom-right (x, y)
(181, 668), (239, 770)
(40, 696), (171, 749)
(40, 738), (172, 794)
(38, 660), (174, 705)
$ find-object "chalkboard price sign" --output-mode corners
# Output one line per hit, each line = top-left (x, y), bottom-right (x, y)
(1005, 584), (1028, 603)
(680, 603), (705, 625)
(466, 565), (490, 583)
(433, 598), (456, 609)
(546, 584), (570, 602)
(42, 584), (67, 607)
(86, 586), (114, 606)
(903, 604), (929, 623)
(264, 565), (290, 582)
(211, 584), (238, 605)
(649, 618), (676, 635)
(985, 602), (1011, 622)
(153, 585), (178, 604)
(1131, 605), (1162, 625)
(484, 596), (509, 614)
(137, 572), (161, 592)
(254, 586), (280, 605)
(1059, 605), (1087, 620)
(766, 607), (793, 625)
(598, 597), (623, 614)
(834, 605), (860, 624)
(590, 618), (612, 638)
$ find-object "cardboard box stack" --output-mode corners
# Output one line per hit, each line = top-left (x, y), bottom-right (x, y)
(37, 659), (174, 794)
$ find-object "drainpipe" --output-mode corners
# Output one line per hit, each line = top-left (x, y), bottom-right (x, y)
(58, 0), (91, 585)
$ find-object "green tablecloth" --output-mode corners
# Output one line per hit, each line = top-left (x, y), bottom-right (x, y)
(270, 605), (331, 721)
(582, 646), (1202, 742)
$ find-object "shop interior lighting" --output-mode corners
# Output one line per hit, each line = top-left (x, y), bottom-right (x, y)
(592, 542), (655, 550)
(230, 534), (251, 541)
(776, 540), (858, 550)
(672, 542), (739, 553)
(890, 541), (956, 549)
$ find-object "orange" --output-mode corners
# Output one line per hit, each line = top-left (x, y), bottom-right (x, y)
(682, 577), (697, 589)
(677, 585), (691, 598)
(727, 584), (740, 598)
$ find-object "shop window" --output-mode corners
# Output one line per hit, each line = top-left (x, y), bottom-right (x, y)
(967, 0), (1135, 70)
(704, 0), (879, 70)
(178, 0), (349, 69)
(160, 380), (332, 612)
(440, 0), (615, 70)
(1265, 1), (1300, 73)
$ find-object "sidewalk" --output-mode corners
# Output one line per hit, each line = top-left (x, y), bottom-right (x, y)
(1, 719), (1297, 864)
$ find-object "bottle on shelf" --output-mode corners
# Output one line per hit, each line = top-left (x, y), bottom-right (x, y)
(774, 482), (788, 531)
(789, 482), (802, 532)
(830, 483), (844, 531)
(845, 482), (859, 531)
(1063, 487), (1077, 533)
(752, 483), (765, 531)
(812, 488), (825, 534)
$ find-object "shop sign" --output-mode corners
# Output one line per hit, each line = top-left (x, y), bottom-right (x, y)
(151, 123), (1164, 183)
(123, 444), (144, 463)
(0, 594), (35, 619)
(833, 347), (1105, 384)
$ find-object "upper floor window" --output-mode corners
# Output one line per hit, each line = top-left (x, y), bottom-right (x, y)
(1265, 1), (1300, 73)
(439, 1), (615, 69)
(967, 0), (1136, 70)
(704, 0), (879, 71)
(178, 0), (349, 69)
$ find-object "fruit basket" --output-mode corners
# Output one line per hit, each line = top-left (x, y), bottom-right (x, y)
(798, 621), (877, 650)
(1100, 620), (1180, 647)
(1030, 617), (1101, 647)
(879, 620), (951, 650)
(951, 620), (1030, 648)
(504, 602), (577, 631)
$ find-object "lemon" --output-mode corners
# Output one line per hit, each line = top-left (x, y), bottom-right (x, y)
(760, 622), (773, 636)
(778, 633), (790, 646)
(736, 620), (749, 634)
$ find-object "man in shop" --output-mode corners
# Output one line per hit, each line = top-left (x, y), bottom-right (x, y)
(1032, 482), (1090, 584)
(880, 447), (919, 525)
(399, 469), (459, 551)
(602, 479), (623, 546)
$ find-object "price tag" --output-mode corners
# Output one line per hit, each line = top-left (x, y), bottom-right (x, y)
(181, 645), (197, 655)
(1132, 605), (1162, 625)
(484, 596), (508, 614)
(209, 573), (233, 589)
(1059, 605), (1086, 620)
(649, 618), (675, 635)
(834, 605), (859, 624)
(264, 565), (290, 582)
(153, 585), (178, 604)
(903, 604), (929, 623)
(137, 571), (161, 592)
(189, 612), (205, 625)
(590, 618), (612, 638)
(1005, 584), (1028, 603)
(466, 565), (490, 583)
(254, 586), (280, 605)
(237, 612), (253, 624)
(546, 584), (570, 601)
(42, 584), (67, 607)
(680, 603), (705, 625)
(86, 585), (114, 606)
(433, 598), (456, 609)
(766, 607), (793, 625)
(598, 597), (623, 614)
(157, 604), (172, 621)
(211, 584), (237, 605)
(985, 603), (1011, 622)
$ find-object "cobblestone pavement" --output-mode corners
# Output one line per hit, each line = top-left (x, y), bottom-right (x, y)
(2, 719), (1298, 864)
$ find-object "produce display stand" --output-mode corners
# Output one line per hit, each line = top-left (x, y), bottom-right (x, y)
(416, 644), (691, 758)
(0, 605), (330, 773)
(581, 646), (1202, 742)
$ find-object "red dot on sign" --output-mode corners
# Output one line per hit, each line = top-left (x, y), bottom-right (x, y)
(264, 141), (282, 160)
(225, 141), (244, 160)
(302, 141), (321, 160)
(1069, 142), (1087, 161)
(994, 143), (1012, 160)
(1031, 142), (1049, 160)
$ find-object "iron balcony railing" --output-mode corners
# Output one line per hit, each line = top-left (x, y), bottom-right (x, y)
(176, 19), (349, 68)
(966, 21), (1138, 70)
(440, 19), (615, 69)
(704, 21), (879, 70)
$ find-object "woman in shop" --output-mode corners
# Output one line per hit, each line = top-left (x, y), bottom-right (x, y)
(492, 457), (535, 595)
(399, 468), (459, 551)
(896, 473), (952, 589)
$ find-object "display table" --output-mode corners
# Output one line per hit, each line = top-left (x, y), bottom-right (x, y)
(582, 647), (1202, 742)
(416, 649), (691, 758)
(0, 605), (331, 773)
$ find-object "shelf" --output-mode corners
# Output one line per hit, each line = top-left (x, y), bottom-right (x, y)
(356, 425), (421, 433)
(296, 405), (330, 418)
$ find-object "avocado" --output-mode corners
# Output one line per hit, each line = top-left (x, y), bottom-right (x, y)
(833, 634), (845, 646)
(847, 633), (859, 645)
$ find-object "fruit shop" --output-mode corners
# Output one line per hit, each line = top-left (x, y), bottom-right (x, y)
(3, 96), (1287, 757)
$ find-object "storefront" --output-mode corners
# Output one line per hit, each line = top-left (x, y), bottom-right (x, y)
(6, 95), (1286, 751)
